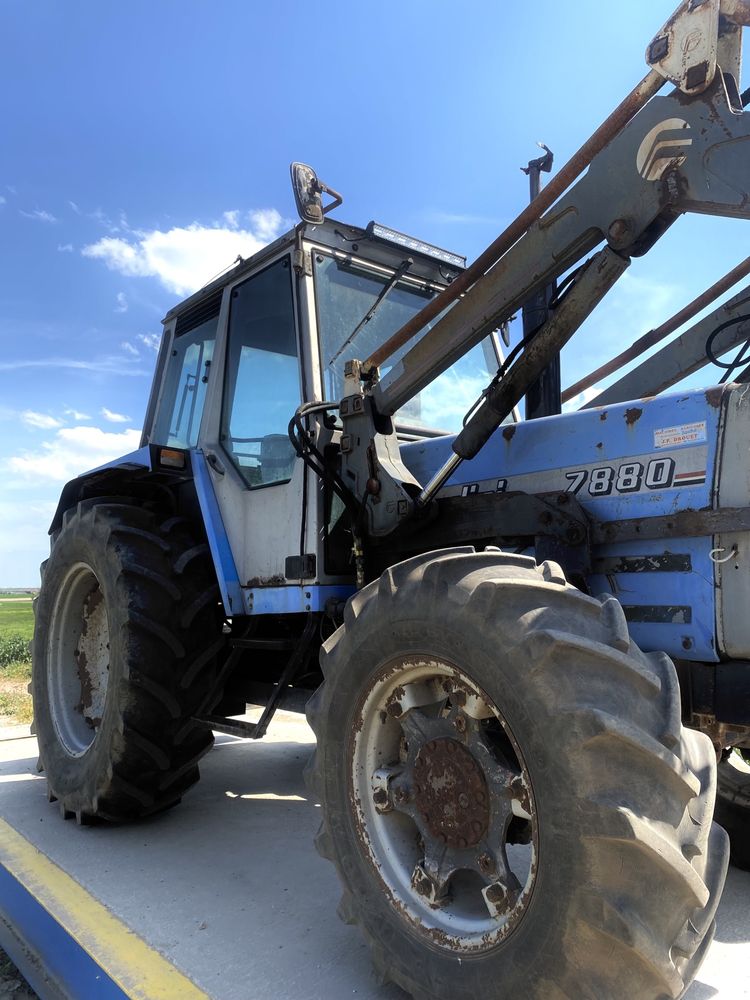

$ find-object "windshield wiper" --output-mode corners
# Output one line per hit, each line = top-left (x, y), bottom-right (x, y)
(328, 257), (413, 367)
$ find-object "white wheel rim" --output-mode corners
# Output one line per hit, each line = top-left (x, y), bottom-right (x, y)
(350, 655), (537, 953)
(47, 562), (110, 756)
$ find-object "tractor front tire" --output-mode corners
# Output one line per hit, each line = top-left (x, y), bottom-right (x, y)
(306, 548), (728, 1000)
(714, 751), (750, 871)
(32, 501), (225, 823)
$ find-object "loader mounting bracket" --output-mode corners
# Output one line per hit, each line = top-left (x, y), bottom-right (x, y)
(370, 490), (592, 583)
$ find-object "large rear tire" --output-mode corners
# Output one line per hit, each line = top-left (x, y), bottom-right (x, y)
(306, 548), (728, 1000)
(714, 750), (750, 871)
(32, 500), (225, 822)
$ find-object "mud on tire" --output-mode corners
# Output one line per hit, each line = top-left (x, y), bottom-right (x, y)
(32, 500), (226, 823)
(306, 548), (728, 1000)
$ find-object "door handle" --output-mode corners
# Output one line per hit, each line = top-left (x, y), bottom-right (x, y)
(206, 452), (225, 475)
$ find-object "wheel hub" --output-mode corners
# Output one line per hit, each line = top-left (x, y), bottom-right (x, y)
(47, 563), (110, 756)
(353, 659), (537, 952)
(413, 737), (489, 848)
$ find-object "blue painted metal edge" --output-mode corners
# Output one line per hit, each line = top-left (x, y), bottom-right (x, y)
(0, 863), (127, 1000)
(82, 446), (153, 477)
(50, 447), (155, 535)
(246, 584), (355, 616)
(190, 449), (245, 617)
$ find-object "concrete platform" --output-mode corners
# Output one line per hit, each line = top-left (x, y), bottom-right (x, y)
(0, 713), (748, 999)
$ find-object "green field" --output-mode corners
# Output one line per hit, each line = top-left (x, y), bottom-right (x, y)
(0, 600), (34, 640)
(0, 599), (33, 724)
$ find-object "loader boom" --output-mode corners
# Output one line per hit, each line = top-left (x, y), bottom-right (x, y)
(337, 0), (750, 537)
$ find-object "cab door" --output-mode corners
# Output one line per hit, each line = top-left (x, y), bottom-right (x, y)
(198, 253), (312, 610)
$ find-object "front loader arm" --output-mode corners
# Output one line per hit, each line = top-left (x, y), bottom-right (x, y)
(338, 0), (750, 538)
(373, 73), (750, 419)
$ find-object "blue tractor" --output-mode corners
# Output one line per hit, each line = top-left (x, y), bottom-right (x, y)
(31, 3), (750, 997)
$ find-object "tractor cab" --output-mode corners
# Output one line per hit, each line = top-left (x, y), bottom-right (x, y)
(141, 198), (503, 609)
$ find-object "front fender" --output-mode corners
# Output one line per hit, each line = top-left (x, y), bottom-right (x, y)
(48, 446), (243, 617)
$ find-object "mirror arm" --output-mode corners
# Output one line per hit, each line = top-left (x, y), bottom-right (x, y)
(318, 181), (343, 217)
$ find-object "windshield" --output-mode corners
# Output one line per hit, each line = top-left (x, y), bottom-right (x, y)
(314, 254), (498, 433)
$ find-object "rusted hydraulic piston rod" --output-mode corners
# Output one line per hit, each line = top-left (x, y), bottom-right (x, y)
(363, 70), (663, 375)
(562, 255), (750, 404)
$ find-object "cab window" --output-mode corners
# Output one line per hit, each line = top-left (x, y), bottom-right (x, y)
(221, 257), (300, 487)
(153, 303), (219, 449)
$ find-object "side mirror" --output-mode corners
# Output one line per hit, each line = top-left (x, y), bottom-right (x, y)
(290, 162), (343, 224)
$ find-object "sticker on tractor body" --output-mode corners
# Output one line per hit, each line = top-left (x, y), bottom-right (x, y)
(447, 445), (708, 501)
(653, 421), (707, 449)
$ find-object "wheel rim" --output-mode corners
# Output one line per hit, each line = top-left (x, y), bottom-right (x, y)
(350, 656), (537, 953)
(47, 562), (110, 756)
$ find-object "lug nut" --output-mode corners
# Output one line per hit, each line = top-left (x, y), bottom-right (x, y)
(479, 852), (495, 873)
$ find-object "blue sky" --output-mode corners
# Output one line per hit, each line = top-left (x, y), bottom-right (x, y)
(1, 0), (748, 584)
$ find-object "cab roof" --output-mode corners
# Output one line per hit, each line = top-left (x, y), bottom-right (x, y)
(162, 217), (465, 327)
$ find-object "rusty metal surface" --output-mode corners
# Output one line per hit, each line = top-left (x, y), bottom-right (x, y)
(593, 504), (750, 544)
(563, 256), (750, 404)
(412, 737), (490, 849)
(349, 661), (538, 951)
(722, 0), (750, 27)
(363, 70), (663, 373)
(396, 490), (588, 547)
(74, 581), (108, 730)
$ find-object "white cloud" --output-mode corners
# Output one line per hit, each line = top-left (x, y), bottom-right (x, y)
(81, 208), (286, 296)
(138, 333), (161, 352)
(20, 208), (57, 223)
(57, 243), (73, 252)
(121, 341), (139, 357)
(6, 186), (17, 196)
(64, 407), (91, 421)
(248, 208), (283, 242)
(89, 207), (116, 230)
(0, 498), (57, 587)
(0, 357), (151, 376)
(115, 291), (128, 313)
(101, 407), (131, 424)
(68, 200), (81, 214)
(21, 410), (64, 430)
(223, 210), (240, 229)
(0, 195), (5, 206)
(7, 426), (141, 483)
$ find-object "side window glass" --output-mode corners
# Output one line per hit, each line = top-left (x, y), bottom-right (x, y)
(221, 257), (300, 488)
(153, 312), (218, 448)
